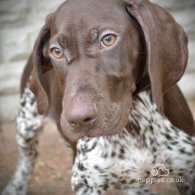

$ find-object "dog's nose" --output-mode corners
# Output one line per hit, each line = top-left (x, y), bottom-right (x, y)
(66, 95), (98, 129)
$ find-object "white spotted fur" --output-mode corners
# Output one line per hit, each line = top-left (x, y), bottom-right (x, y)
(72, 91), (195, 195)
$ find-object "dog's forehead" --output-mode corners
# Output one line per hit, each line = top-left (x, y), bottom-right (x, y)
(54, 0), (129, 33)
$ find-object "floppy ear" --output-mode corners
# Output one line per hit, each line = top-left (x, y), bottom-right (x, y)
(124, 0), (188, 112)
(29, 14), (53, 114)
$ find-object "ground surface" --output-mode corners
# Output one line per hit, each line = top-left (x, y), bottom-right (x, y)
(0, 102), (195, 195)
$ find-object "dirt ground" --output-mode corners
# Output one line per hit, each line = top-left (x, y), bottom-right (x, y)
(0, 102), (195, 195)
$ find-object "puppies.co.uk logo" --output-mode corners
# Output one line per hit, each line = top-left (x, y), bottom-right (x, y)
(138, 164), (184, 184)
(151, 164), (169, 177)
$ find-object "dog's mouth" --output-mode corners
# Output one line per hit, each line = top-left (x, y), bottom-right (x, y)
(60, 115), (130, 143)
(60, 126), (120, 143)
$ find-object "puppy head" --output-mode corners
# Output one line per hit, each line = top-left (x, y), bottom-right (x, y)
(30, 0), (188, 143)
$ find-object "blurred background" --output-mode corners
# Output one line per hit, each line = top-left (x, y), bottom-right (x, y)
(0, 0), (195, 194)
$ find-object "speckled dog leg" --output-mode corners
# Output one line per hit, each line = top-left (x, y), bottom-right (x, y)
(2, 87), (43, 195)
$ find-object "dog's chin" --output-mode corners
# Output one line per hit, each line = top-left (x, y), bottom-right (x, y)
(61, 127), (124, 143)
(60, 113), (131, 143)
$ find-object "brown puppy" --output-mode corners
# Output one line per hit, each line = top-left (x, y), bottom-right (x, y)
(2, 0), (195, 194)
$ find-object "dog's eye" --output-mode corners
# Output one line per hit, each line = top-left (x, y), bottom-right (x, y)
(101, 34), (116, 48)
(50, 47), (63, 59)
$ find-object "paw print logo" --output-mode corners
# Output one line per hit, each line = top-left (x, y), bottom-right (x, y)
(151, 164), (169, 177)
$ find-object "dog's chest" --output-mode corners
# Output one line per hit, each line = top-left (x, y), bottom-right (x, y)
(72, 130), (156, 194)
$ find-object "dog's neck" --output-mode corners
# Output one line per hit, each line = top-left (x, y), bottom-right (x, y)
(126, 91), (159, 134)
